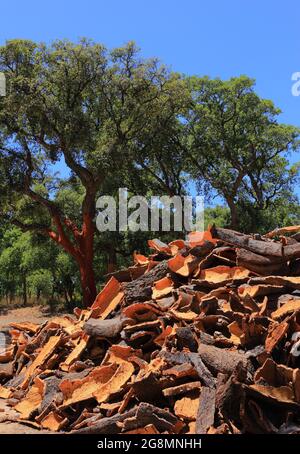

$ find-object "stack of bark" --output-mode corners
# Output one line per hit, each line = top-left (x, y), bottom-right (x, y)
(1, 226), (300, 434)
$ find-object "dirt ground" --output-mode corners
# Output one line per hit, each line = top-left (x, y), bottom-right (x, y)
(0, 305), (57, 329)
(0, 306), (70, 329)
(0, 306), (64, 434)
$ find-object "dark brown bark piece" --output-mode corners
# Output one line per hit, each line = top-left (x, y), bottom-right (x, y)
(284, 243), (300, 260)
(198, 343), (248, 375)
(188, 353), (216, 388)
(158, 350), (215, 388)
(195, 387), (216, 434)
(176, 327), (198, 352)
(213, 246), (237, 261)
(72, 408), (137, 434)
(237, 248), (283, 266)
(73, 403), (178, 434)
(38, 376), (62, 414)
(132, 371), (163, 402)
(248, 276), (300, 290)
(0, 362), (14, 379)
(236, 248), (286, 275)
(212, 227), (283, 257)
(291, 232), (300, 241)
(216, 365), (246, 429)
(189, 241), (215, 257)
(70, 412), (101, 430)
(155, 296), (175, 310)
(123, 261), (169, 304)
(83, 316), (129, 338)
(121, 402), (178, 433)
(163, 381), (201, 397)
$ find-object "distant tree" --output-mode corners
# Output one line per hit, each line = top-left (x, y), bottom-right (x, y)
(237, 194), (300, 234)
(0, 227), (56, 304)
(204, 206), (230, 229)
(182, 76), (300, 229)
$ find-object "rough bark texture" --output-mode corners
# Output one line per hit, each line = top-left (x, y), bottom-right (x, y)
(83, 316), (129, 338)
(123, 260), (169, 304)
(196, 387), (216, 434)
(3, 226), (300, 434)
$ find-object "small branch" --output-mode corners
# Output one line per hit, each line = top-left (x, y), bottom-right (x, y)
(11, 219), (52, 235)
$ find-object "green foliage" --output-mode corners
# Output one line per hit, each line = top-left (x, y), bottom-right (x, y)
(0, 39), (300, 308)
(28, 269), (53, 299)
(204, 206), (231, 229)
(237, 197), (300, 234)
(184, 76), (300, 229)
(0, 226), (79, 306)
(0, 38), (190, 306)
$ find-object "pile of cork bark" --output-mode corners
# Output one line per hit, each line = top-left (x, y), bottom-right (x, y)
(1, 225), (300, 434)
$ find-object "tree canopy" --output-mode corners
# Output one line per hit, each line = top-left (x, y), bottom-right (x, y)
(182, 76), (300, 228)
(0, 39), (187, 306)
(0, 38), (299, 308)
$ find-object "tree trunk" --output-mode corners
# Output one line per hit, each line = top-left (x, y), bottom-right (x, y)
(77, 211), (97, 308)
(79, 260), (97, 308)
(63, 289), (70, 307)
(107, 246), (117, 274)
(227, 198), (239, 230)
(22, 274), (27, 306)
(18, 182), (99, 308)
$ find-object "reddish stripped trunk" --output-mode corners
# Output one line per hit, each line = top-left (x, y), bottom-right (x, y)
(77, 212), (97, 308)
(17, 148), (100, 309)
(79, 260), (97, 308)
(53, 211), (97, 308)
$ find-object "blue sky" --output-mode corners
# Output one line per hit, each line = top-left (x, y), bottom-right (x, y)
(1, 0), (300, 198)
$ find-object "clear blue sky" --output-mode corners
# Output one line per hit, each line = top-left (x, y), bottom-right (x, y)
(1, 0), (300, 196)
